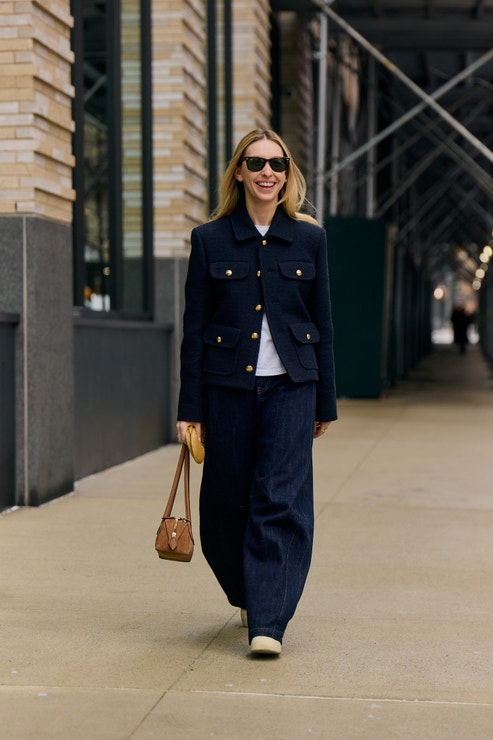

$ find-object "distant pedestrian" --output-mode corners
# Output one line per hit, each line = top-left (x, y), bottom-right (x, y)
(176, 129), (337, 655)
(450, 304), (471, 354)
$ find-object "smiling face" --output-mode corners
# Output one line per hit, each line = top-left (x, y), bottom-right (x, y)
(235, 138), (288, 218)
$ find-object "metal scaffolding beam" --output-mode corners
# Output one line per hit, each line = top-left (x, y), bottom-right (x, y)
(376, 98), (493, 218)
(311, 0), (493, 179)
(315, 11), (328, 218)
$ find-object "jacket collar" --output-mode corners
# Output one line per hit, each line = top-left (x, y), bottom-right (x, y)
(230, 201), (294, 244)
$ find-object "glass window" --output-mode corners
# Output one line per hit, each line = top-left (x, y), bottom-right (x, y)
(81, 0), (110, 310)
(72, 0), (152, 316)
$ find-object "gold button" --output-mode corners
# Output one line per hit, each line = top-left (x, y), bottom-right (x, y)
(255, 304), (262, 312)
(216, 336), (222, 343)
(262, 239), (267, 246)
(251, 332), (259, 340)
(306, 333), (311, 340)
(245, 365), (254, 373)
(225, 269), (232, 276)
(257, 270), (261, 277)
(296, 269), (303, 276)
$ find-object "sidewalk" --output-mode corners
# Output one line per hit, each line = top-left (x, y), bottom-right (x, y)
(2, 343), (493, 739)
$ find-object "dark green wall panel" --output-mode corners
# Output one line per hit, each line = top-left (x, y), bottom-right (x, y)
(326, 216), (390, 398)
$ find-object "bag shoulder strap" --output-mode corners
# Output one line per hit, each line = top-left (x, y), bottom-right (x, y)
(162, 444), (191, 520)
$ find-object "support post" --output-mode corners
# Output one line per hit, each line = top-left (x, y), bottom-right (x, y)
(315, 12), (328, 220)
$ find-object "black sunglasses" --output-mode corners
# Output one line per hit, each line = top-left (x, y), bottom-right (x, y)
(241, 156), (290, 173)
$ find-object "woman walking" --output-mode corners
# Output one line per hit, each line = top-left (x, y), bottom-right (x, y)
(177, 129), (337, 655)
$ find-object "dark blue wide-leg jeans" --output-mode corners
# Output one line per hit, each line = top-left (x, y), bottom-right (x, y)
(200, 375), (316, 644)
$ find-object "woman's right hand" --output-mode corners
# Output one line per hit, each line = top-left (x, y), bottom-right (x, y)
(176, 420), (202, 445)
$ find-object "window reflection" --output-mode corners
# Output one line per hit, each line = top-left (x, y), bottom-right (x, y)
(76, 0), (148, 314)
(83, 0), (110, 310)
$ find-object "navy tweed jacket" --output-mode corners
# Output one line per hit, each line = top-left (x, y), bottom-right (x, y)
(177, 202), (337, 423)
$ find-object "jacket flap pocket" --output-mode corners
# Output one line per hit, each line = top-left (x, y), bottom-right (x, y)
(279, 261), (315, 280)
(210, 261), (249, 279)
(204, 324), (242, 348)
(290, 323), (320, 344)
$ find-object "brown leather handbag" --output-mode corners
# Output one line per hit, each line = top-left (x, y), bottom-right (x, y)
(155, 444), (194, 562)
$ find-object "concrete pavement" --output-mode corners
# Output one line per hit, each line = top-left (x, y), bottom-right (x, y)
(2, 342), (493, 739)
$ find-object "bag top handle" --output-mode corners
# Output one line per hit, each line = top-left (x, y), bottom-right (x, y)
(162, 444), (191, 521)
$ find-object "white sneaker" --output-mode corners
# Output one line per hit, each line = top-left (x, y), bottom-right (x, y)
(250, 636), (282, 655)
(240, 609), (248, 628)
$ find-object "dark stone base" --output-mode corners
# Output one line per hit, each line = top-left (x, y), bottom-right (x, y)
(0, 216), (75, 506)
(73, 319), (172, 480)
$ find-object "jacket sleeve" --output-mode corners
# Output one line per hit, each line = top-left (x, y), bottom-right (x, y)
(309, 227), (337, 421)
(177, 228), (212, 422)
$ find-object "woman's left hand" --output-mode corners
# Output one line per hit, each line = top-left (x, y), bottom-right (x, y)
(176, 420), (202, 445)
(313, 421), (331, 439)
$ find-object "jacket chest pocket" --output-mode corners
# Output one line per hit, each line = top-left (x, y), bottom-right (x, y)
(210, 261), (250, 280)
(279, 261), (316, 281)
(203, 324), (242, 376)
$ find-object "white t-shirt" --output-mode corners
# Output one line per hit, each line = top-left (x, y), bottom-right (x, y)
(255, 225), (287, 376)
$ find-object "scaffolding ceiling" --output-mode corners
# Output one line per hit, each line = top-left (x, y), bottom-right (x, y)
(306, 1), (493, 283)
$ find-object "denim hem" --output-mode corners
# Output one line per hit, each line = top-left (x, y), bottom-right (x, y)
(248, 628), (284, 644)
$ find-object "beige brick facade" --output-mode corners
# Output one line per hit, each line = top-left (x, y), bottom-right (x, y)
(152, 0), (208, 258)
(233, 0), (272, 140)
(150, 0), (273, 257)
(278, 12), (314, 196)
(121, 0), (145, 258)
(0, 0), (75, 224)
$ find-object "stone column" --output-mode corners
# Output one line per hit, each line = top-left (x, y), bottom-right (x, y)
(0, 0), (75, 505)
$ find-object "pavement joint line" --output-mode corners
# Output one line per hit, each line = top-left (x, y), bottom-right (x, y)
(2, 684), (493, 709)
(187, 689), (493, 707)
(127, 690), (169, 740)
(0, 686), (164, 694)
(162, 624), (230, 695)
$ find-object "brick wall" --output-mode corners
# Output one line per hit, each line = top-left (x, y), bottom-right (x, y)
(152, 0), (207, 258)
(151, 0), (276, 257)
(0, 0), (75, 224)
(121, 0), (144, 258)
(233, 0), (272, 141)
(278, 12), (314, 195)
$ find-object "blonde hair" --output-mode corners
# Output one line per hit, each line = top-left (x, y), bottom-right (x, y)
(210, 129), (319, 225)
